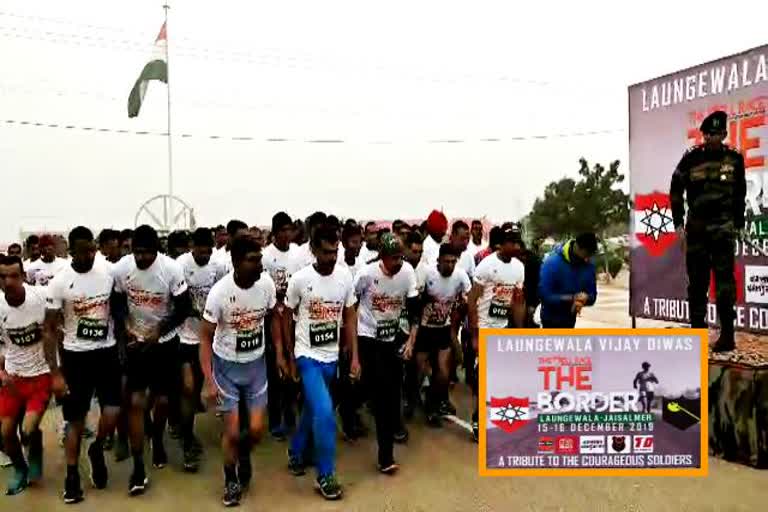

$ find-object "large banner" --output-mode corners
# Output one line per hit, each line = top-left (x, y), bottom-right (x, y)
(628, 45), (768, 331)
(479, 329), (707, 476)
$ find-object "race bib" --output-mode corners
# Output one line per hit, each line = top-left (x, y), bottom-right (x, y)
(76, 318), (108, 341)
(489, 302), (510, 319)
(236, 329), (263, 353)
(376, 319), (399, 342)
(309, 321), (339, 347)
(8, 325), (42, 346)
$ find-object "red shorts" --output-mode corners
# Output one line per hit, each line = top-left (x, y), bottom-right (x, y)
(0, 373), (52, 419)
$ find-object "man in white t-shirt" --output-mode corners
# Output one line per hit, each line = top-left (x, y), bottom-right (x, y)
(358, 222), (380, 264)
(416, 244), (471, 427)
(354, 233), (419, 474)
(449, 221), (477, 280)
(199, 235), (278, 507)
(295, 212), (327, 270)
(176, 228), (226, 472)
(421, 210), (448, 268)
(280, 225), (359, 501)
(26, 234), (68, 287)
(0, 255), (52, 496)
(212, 220), (249, 273)
(22, 235), (41, 270)
(111, 225), (191, 496)
(467, 220), (486, 258)
(262, 212), (302, 441)
(467, 227), (526, 442)
(44, 227), (122, 503)
(337, 223), (365, 279)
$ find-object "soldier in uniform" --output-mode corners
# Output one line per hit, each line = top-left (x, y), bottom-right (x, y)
(670, 110), (746, 352)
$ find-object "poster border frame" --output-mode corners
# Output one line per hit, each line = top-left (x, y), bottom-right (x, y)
(478, 328), (709, 477)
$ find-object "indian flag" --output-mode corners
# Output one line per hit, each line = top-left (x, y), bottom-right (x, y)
(127, 22), (168, 118)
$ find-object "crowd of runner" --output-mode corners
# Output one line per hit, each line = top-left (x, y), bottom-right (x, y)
(0, 210), (598, 506)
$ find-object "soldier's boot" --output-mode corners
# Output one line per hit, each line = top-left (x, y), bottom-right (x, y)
(689, 316), (707, 329)
(712, 314), (736, 352)
(712, 330), (735, 352)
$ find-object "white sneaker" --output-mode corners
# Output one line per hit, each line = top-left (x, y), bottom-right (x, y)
(0, 450), (12, 468)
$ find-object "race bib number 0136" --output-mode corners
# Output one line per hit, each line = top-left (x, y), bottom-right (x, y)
(309, 321), (339, 347)
(77, 318), (108, 341)
(236, 329), (263, 353)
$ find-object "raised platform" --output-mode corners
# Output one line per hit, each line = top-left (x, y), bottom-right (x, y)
(708, 332), (768, 469)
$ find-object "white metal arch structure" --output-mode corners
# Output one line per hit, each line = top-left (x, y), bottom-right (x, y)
(134, 194), (195, 235)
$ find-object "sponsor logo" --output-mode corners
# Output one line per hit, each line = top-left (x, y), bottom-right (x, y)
(555, 436), (579, 455)
(608, 435), (631, 454)
(579, 435), (606, 454)
(632, 435), (654, 453)
(537, 437), (554, 453)
(662, 397), (701, 431)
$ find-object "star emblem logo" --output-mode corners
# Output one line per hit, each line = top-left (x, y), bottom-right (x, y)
(634, 192), (679, 257)
(489, 396), (531, 434)
(494, 403), (527, 423)
(639, 202), (674, 241)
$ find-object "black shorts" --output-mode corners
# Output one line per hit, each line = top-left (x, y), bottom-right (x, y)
(126, 337), (180, 396)
(178, 342), (204, 386)
(60, 345), (122, 422)
(415, 326), (451, 354)
(178, 342), (200, 366)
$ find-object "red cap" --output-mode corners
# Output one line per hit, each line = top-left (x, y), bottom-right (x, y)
(39, 234), (55, 247)
(426, 210), (448, 234)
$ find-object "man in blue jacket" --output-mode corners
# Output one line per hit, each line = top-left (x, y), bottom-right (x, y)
(538, 233), (598, 328)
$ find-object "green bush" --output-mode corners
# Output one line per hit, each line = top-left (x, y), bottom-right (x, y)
(607, 255), (623, 278)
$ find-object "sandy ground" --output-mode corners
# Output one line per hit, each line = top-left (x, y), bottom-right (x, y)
(4, 280), (766, 511)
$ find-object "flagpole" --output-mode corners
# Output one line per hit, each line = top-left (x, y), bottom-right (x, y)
(164, 3), (173, 233)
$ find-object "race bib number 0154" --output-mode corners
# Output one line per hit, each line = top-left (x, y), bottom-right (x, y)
(310, 322), (339, 347)
(236, 329), (263, 352)
(77, 318), (108, 341)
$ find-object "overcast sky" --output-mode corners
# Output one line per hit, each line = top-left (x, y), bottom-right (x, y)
(1, 0), (766, 242)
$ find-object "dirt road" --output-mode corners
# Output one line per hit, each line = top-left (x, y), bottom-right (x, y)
(5, 283), (765, 511)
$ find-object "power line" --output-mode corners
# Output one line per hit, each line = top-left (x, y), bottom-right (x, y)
(0, 23), (554, 86)
(0, 118), (625, 143)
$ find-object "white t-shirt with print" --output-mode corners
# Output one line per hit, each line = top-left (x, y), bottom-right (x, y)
(285, 265), (357, 363)
(177, 252), (227, 345)
(294, 243), (316, 270)
(421, 235), (443, 268)
(111, 254), (188, 343)
(337, 254), (365, 280)
(458, 248), (477, 280)
(262, 243), (303, 299)
(203, 273), (276, 363)
(421, 266), (471, 328)
(0, 285), (50, 377)
(474, 253), (525, 329)
(468, 240), (486, 259)
(46, 264), (116, 352)
(211, 248), (233, 274)
(358, 245), (379, 265)
(26, 257), (68, 287)
(354, 262), (419, 342)
(399, 261), (429, 335)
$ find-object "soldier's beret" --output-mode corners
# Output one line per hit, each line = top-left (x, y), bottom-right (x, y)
(700, 110), (728, 134)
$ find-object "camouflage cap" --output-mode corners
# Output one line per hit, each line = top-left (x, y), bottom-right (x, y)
(378, 232), (402, 256)
(700, 110), (728, 134)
